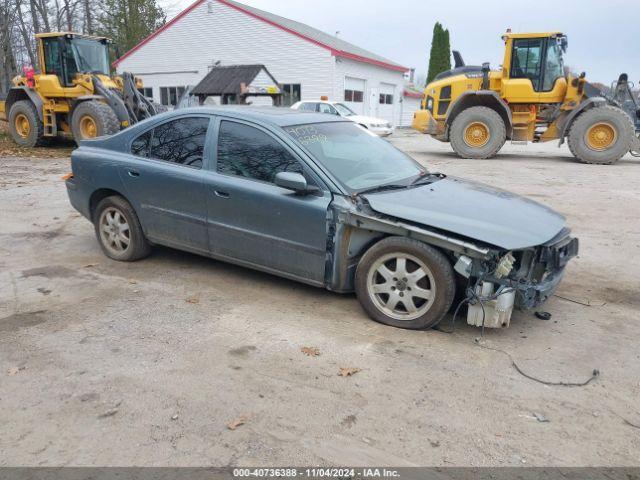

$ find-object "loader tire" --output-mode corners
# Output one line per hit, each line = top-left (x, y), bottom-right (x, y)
(567, 105), (634, 165)
(71, 100), (120, 144)
(450, 106), (506, 159)
(8, 100), (47, 147)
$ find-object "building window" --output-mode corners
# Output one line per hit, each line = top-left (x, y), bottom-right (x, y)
(379, 94), (394, 105)
(160, 86), (187, 107)
(282, 84), (301, 107)
(344, 89), (363, 102)
(137, 87), (153, 98)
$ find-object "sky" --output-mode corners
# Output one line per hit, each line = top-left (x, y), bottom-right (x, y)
(159, 0), (640, 86)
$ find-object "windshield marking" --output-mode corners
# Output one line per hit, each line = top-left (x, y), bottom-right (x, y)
(285, 125), (328, 146)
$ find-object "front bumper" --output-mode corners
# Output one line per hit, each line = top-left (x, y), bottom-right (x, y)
(370, 126), (394, 137)
(411, 109), (439, 135)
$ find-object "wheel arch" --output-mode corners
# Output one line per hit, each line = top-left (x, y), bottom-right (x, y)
(6, 87), (44, 121)
(445, 91), (512, 138)
(328, 211), (492, 293)
(89, 188), (131, 221)
(556, 96), (608, 146)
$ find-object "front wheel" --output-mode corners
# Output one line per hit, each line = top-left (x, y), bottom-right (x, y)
(355, 237), (456, 330)
(93, 196), (151, 262)
(567, 105), (634, 164)
(71, 100), (120, 143)
(449, 106), (506, 159)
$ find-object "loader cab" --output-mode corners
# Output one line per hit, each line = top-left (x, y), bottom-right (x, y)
(38, 33), (110, 87)
(501, 32), (568, 103)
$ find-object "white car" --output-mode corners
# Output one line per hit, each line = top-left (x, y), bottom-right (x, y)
(291, 100), (394, 137)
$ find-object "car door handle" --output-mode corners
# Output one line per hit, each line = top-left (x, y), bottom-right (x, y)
(214, 190), (230, 199)
(127, 170), (140, 178)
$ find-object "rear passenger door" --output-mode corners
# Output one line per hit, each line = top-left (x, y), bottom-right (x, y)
(203, 118), (332, 284)
(119, 115), (212, 253)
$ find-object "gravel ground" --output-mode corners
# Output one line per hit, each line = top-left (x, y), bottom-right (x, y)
(0, 131), (639, 467)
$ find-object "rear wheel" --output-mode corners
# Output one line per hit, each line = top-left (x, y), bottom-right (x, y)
(567, 105), (634, 164)
(93, 196), (151, 262)
(355, 237), (456, 330)
(8, 100), (46, 147)
(71, 100), (120, 143)
(450, 106), (506, 159)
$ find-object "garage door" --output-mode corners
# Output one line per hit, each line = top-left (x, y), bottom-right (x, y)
(378, 83), (396, 125)
(344, 77), (365, 115)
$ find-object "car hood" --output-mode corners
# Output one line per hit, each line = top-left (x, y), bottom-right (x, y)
(347, 115), (389, 125)
(362, 177), (566, 250)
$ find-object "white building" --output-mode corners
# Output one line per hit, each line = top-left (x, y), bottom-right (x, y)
(114, 0), (420, 126)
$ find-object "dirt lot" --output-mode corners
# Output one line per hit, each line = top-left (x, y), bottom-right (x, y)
(1, 130), (639, 467)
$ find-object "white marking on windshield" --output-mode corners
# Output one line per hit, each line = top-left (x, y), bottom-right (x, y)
(285, 125), (328, 146)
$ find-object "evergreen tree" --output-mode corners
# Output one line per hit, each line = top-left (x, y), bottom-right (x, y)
(98, 0), (166, 65)
(426, 22), (452, 85)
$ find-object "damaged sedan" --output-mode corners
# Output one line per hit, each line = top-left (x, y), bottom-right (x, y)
(65, 106), (578, 330)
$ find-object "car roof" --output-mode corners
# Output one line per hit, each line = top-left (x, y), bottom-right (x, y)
(299, 100), (338, 105)
(174, 105), (349, 127)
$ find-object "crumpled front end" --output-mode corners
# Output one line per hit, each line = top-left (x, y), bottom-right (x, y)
(455, 228), (579, 328)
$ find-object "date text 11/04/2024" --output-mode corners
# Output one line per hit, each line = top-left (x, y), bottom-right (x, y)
(232, 468), (401, 478)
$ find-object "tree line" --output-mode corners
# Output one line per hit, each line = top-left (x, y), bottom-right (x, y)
(0, 0), (166, 93)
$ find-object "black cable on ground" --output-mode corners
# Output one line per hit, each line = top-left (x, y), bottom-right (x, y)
(476, 342), (600, 387)
(437, 278), (600, 387)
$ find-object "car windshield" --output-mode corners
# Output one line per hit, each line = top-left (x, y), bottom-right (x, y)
(334, 103), (356, 116)
(284, 122), (424, 191)
(70, 38), (110, 75)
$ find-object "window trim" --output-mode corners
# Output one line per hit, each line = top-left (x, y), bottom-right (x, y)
(210, 116), (329, 193)
(127, 114), (215, 170)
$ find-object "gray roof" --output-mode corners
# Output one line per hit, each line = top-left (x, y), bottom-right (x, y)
(224, 0), (405, 70)
(173, 105), (351, 127)
(191, 64), (278, 95)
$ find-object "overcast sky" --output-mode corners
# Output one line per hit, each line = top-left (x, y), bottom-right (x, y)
(160, 0), (640, 86)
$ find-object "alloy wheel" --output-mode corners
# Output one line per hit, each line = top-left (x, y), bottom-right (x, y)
(99, 207), (131, 255)
(366, 252), (436, 321)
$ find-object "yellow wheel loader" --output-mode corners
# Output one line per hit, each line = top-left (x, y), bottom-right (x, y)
(412, 31), (640, 165)
(0, 32), (162, 147)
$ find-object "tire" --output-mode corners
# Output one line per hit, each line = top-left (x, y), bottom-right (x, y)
(93, 196), (151, 262)
(71, 100), (120, 144)
(567, 105), (634, 165)
(8, 100), (46, 147)
(355, 237), (456, 330)
(450, 106), (506, 159)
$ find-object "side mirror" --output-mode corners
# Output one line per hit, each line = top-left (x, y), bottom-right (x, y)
(275, 172), (308, 193)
